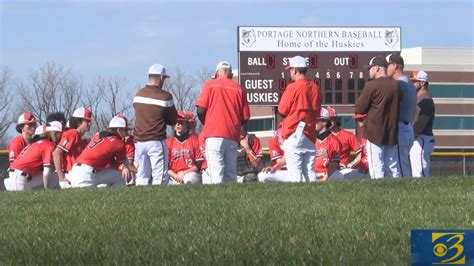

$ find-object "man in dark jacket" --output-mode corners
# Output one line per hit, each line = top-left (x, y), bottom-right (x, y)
(355, 55), (401, 179)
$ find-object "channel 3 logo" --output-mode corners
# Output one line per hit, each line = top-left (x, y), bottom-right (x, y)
(411, 230), (473, 266)
(432, 232), (465, 264)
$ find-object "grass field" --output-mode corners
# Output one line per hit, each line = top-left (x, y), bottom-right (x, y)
(0, 176), (473, 265)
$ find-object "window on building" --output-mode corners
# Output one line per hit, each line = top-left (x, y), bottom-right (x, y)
(247, 118), (274, 132)
(429, 84), (474, 98)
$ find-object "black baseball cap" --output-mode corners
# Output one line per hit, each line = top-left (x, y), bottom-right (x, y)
(386, 53), (404, 67)
(364, 55), (388, 69)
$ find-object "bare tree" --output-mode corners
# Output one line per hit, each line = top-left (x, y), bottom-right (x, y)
(166, 67), (199, 112)
(18, 62), (82, 123)
(0, 67), (18, 147)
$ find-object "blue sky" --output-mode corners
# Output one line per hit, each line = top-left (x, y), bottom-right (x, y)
(1, 0), (473, 85)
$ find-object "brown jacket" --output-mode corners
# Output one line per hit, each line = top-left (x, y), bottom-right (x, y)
(133, 85), (178, 141)
(355, 76), (400, 146)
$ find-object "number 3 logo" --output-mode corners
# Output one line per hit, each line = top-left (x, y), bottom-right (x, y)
(432, 233), (465, 264)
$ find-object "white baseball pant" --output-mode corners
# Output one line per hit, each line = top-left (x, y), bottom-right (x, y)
(69, 164), (125, 188)
(329, 169), (368, 181)
(410, 135), (435, 177)
(4, 170), (59, 191)
(397, 122), (414, 177)
(366, 140), (401, 179)
(134, 140), (169, 186)
(201, 168), (211, 185)
(282, 131), (316, 182)
(205, 137), (238, 184)
(258, 170), (290, 182)
(169, 172), (201, 185)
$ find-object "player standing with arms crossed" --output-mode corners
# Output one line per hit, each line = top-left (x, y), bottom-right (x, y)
(196, 61), (250, 184)
(355, 56), (401, 178)
(278, 55), (322, 182)
(409, 70), (435, 177)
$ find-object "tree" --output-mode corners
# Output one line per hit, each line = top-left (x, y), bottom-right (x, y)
(0, 67), (18, 147)
(165, 67), (199, 112)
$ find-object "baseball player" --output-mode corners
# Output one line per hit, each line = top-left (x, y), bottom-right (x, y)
(278, 55), (322, 182)
(326, 106), (360, 168)
(134, 64), (178, 186)
(8, 112), (37, 163)
(387, 53), (417, 177)
(196, 61), (250, 184)
(354, 56), (401, 179)
(4, 121), (63, 191)
(258, 128), (290, 182)
(236, 125), (263, 183)
(197, 133), (209, 184)
(69, 115), (134, 188)
(167, 111), (202, 185)
(53, 107), (92, 188)
(46, 112), (67, 128)
(314, 108), (342, 181)
(409, 70), (435, 177)
(330, 114), (369, 181)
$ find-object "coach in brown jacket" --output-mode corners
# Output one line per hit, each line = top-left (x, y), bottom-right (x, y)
(355, 55), (401, 179)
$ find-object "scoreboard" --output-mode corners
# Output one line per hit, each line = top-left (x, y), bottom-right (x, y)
(238, 26), (401, 106)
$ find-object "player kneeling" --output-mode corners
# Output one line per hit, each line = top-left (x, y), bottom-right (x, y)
(258, 128), (291, 182)
(330, 114), (370, 181)
(4, 122), (63, 191)
(314, 108), (342, 181)
(167, 111), (201, 185)
(69, 115), (134, 188)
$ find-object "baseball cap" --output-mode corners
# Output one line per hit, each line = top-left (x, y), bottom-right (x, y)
(410, 70), (429, 82)
(15, 112), (37, 133)
(386, 53), (404, 67)
(364, 55), (388, 69)
(284, 55), (307, 70)
(148, 64), (169, 77)
(72, 107), (93, 120)
(353, 113), (367, 119)
(318, 107), (330, 120)
(326, 106), (338, 118)
(108, 114), (132, 129)
(215, 61), (232, 72)
(185, 111), (195, 123)
(34, 121), (63, 136)
(177, 111), (191, 122)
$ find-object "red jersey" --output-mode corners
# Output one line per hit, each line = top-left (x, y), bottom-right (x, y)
(57, 129), (84, 171)
(76, 132), (126, 170)
(10, 140), (56, 177)
(359, 138), (368, 171)
(124, 136), (135, 162)
(267, 136), (287, 170)
(314, 133), (342, 173)
(8, 135), (27, 162)
(278, 79), (322, 143)
(332, 129), (359, 165)
(196, 77), (250, 143)
(198, 133), (207, 170)
(167, 134), (201, 173)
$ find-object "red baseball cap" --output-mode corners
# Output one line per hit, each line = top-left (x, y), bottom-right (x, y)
(353, 113), (367, 119)
(72, 107), (93, 120)
(326, 106), (337, 118)
(16, 112), (37, 133)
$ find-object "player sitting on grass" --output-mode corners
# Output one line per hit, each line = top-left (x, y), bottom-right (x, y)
(167, 111), (202, 185)
(258, 128), (290, 182)
(4, 121), (63, 191)
(69, 115), (135, 188)
(236, 125), (263, 183)
(314, 108), (342, 181)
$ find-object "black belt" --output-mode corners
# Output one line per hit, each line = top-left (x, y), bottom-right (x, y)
(8, 169), (32, 180)
(76, 163), (97, 173)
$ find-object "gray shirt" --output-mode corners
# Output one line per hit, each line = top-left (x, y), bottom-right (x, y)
(397, 75), (417, 123)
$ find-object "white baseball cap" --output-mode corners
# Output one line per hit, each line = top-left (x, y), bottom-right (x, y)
(285, 55), (307, 70)
(34, 121), (63, 136)
(318, 107), (330, 120)
(410, 70), (429, 82)
(16, 112), (37, 133)
(215, 61), (232, 72)
(148, 64), (169, 77)
(108, 114), (132, 129)
(72, 107), (93, 120)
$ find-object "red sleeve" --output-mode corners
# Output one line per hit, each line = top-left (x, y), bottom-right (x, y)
(252, 137), (263, 158)
(114, 140), (127, 163)
(268, 138), (283, 160)
(167, 137), (173, 161)
(125, 142), (135, 161)
(192, 135), (202, 161)
(42, 142), (55, 166)
(196, 81), (210, 108)
(242, 89), (251, 122)
(8, 137), (22, 161)
(57, 130), (78, 153)
(330, 138), (342, 162)
(277, 85), (294, 117)
(347, 131), (360, 152)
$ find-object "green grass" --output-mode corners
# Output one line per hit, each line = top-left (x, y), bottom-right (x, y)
(0, 176), (473, 265)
